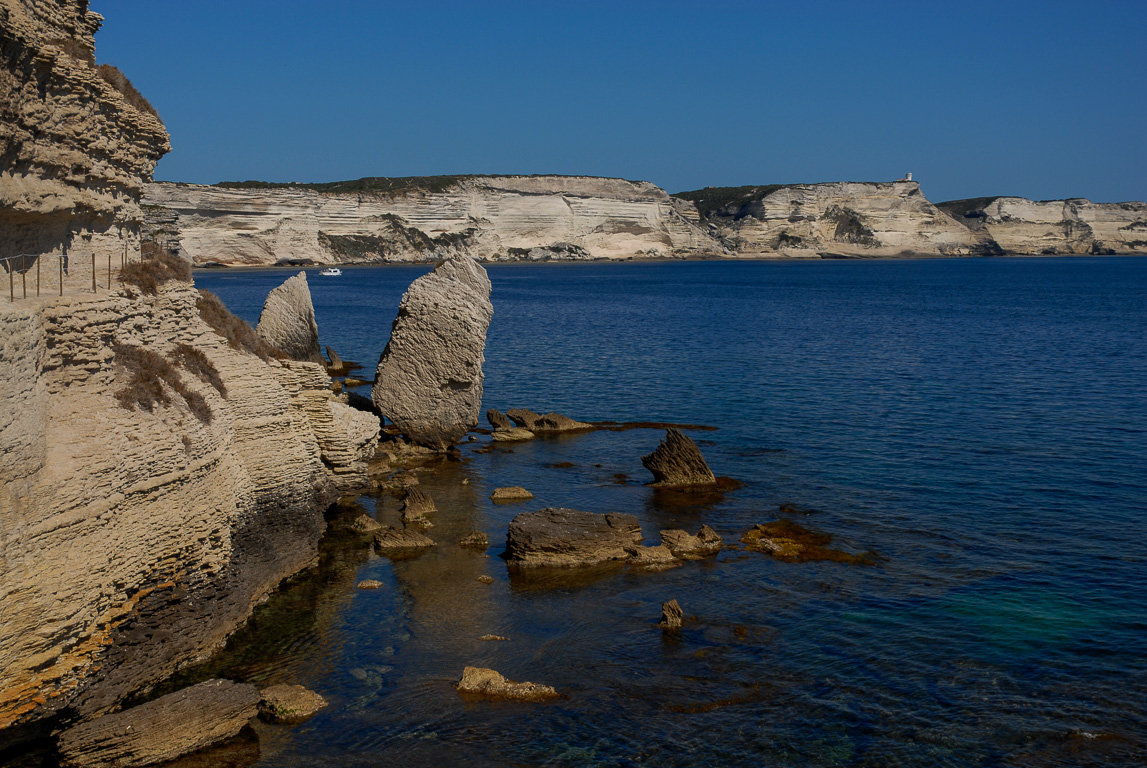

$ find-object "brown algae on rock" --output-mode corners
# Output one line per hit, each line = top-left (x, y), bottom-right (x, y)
(741, 519), (877, 565)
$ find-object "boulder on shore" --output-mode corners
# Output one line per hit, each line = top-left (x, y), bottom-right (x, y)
(504, 508), (642, 569)
(255, 271), (323, 363)
(258, 684), (328, 723)
(57, 679), (259, 768)
(455, 666), (559, 701)
(487, 408), (514, 430)
(371, 256), (493, 450)
(641, 428), (717, 487)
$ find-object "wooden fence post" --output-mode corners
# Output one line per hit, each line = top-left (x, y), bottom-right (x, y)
(37, 256), (41, 297)
(108, 253), (112, 289)
(22, 255), (26, 299)
(8, 260), (12, 302)
(59, 255), (63, 296)
(91, 253), (96, 292)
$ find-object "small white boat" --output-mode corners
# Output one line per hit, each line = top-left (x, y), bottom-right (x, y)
(319, 267), (342, 276)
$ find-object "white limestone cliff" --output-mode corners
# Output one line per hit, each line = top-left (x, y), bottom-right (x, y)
(938, 197), (1147, 255)
(142, 176), (725, 266)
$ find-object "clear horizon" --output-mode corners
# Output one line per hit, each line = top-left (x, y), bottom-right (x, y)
(93, 0), (1146, 203)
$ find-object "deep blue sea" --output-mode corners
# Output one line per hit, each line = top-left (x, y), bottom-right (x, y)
(187, 258), (1147, 767)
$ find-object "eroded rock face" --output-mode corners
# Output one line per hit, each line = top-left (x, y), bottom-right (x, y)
(490, 486), (534, 502)
(56, 679), (258, 768)
(504, 508), (643, 569)
(371, 256), (493, 450)
(660, 599), (684, 630)
(487, 408), (513, 430)
(455, 667), (559, 701)
(373, 527), (436, 551)
(641, 429), (717, 487)
(400, 487), (436, 527)
(1, 1), (169, 267)
(0, 285), (378, 731)
(142, 176), (722, 266)
(256, 272), (322, 363)
(660, 525), (723, 558)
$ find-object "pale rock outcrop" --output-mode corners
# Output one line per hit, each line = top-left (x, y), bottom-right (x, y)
(504, 508), (643, 569)
(676, 182), (995, 258)
(400, 486), (436, 527)
(455, 667), (559, 701)
(0, 0), (169, 272)
(641, 429), (717, 487)
(371, 256), (493, 450)
(56, 679), (259, 768)
(142, 176), (724, 266)
(490, 486), (534, 502)
(0, 284), (378, 731)
(660, 525), (723, 558)
(937, 196), (1147, 255)
(256, 272), (323, 363)
(373, 527), (436, 551)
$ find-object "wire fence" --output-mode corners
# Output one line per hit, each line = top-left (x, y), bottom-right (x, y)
(2, 246), (142, 302)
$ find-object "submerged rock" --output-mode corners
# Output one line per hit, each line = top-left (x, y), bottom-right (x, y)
(371, 256), (493, 450)
(258, 684), (328, 723)
(255, 271), (323, 363)
(505, 508), (642, 569)
(57, 679), (259, 768)
(351, 514), (382, 534)
(477, 575), (495, 584)
(641, 428), (718, 488)
(455, 666), (559, 701)
(401, 486), (437, 527)
(660, 599), (684, 630)
(741, 520), (877, 565)
(490, 486), (534, 502)
(459, 531), (490, 549)
(660, 525), (723, 558)
(374, 527), (437, 551)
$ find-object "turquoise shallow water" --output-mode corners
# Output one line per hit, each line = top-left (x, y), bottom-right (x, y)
(180, 258), (1147, 766)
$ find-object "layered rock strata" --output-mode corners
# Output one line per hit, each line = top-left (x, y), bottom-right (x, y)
(504, 508), (643, 569)
(141, 176), (724, 265)
(371, 256), (493, 450)
(0, 283), (378, 731)
(0, 0), (169, 270)
(57, 679), (259, 768)
(641, 428), (717, 487)
(255, 271), (322, 363)
(936, 196), (1147, 255)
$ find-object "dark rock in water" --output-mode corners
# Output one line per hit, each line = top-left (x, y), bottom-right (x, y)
(659, 525), (723, 558)
(506, 408), (543, 429)
(57, 679), (259, 768)
(490, 486), (534, 502)
(400, 487), (436, 527)
(374, 527), (436, 551)
(459, 531), (489, 549)
(255, 271), (323, 363)
(660, 599), (684, 630)
(741, 519), (877, 565)
(641, 428), (717, 487)
(257, 684), (328, 723)
(506, 408), (593, 433)
(487, 408), (514, 430)
(371, 256), (493, 450)
(455, 667), (559, 701)
(326, 345), (343, 369)
(505, 508), (642, 569)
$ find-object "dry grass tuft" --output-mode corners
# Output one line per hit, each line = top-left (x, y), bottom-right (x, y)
(196, 290), (284, 361)
(96, 64), (162, 121)
(119, 252), (192, 295)
(170, 343), (227, 397)
(113, 344), (213, 423)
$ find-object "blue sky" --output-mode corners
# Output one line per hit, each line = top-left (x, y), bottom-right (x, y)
(93, 1), (1145, 203)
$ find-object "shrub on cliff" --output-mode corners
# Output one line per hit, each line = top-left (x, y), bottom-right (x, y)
(171, 343), (227, 397)
(119, 252), (192, 295)
(113, 345), (212, 423)
(96, 64), (162, 122)
(196, 291), (284, 361)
